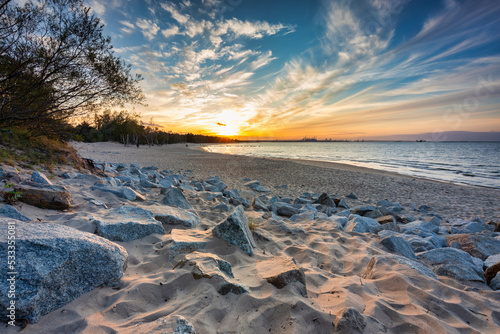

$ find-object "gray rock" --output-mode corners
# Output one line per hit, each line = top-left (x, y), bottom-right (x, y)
(334, 307), (366, 333)
(75, 173), (102, 183)
(351, 206), (377, 216)
(152, 206), (200, 228)
(214, 202), (231, 212)
(313, 193), (336, 207)
(361, 254), (437, 280)
(289, 211), (315, 222)
(175, 251), (233, 278)
(31, 171), (52, 185)
(130, 163), (142, 169)
(449, 218), (491, 234)
(61, 172), (79, 179)
(485, 254), (500, 268)
(142, 165), (158, 171)
(0, 219), (127, 323)
(139, 175), (157, 188)
(257, 256), (307, 296)
(380, 235), (416, 259)
(402, 217), (440, 234)
(15, 181), (71, 210)
(345, 215), (380, 233)
(212, 206), (256, 255)
(338, 197), (349, 209)
(346, 192), (358, 199)
(417, 248), (485, 282)
(253, 197), (270, 212)
(490, 273), (500, 290)
(158, 178), (175, 189)
(168, 231), (207, 261)
(162, 187), (193, 210)
(91, 184), (144, 201)
(133, 314), (197, 334)
(268, 218), (305, 234)
(273, 202), (299, 218)
(0, 204), (30, 221)
(363, 209), (383, 219)
(373, 222), (400, 234)
(198, 191), (222, 201)
(445, 234), (500, 260)
(94, 206), (165, 242)
(87, 198), (108, 209)
(244, 180), (271, 193)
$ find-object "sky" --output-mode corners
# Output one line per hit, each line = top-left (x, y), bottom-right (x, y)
(87, 0), (500, 140)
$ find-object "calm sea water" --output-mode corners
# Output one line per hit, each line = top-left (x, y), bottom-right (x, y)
(203, 142), (500, 189)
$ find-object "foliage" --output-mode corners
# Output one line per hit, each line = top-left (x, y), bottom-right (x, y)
(0, 127), (80, 168)
(1, 183), (22, 204)
(0, 0), (144, 134)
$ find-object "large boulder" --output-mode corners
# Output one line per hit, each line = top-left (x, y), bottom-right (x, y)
(151, 206), (200, 228)
(14, 181), (70, 210)
(212, 205), (256, 255)
(416, 248), (485, 282)
(0, 204), (30, 221)
(313, 193), (336, 207)
(257, 256), (307, 296)
(162, 187), (193, 210)
(94, 206), (165, 242)
(0, 219), (127, 323)
(273, 202), (300, 218)
(445, 234), (500, 261)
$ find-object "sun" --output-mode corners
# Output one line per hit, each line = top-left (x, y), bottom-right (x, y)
(214, 110), (242, 136)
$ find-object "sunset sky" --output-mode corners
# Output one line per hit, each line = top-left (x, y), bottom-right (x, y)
(90, 0), (500, 140)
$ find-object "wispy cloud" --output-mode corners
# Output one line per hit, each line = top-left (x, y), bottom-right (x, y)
(136, 18), (160, 40)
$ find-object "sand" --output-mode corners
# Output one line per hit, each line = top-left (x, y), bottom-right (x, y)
(3, 141), (500, 334)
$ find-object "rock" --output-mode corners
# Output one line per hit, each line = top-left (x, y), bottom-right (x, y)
(376, 215), (395, 225)
(449, 219), (491, 234)
(214, 202), (231, 212)
(253, 197), (270, 212)
(168, 230), (207, 261)
(75, 173), (102, 183)
(213, 206), (256, 255)
(402, 217), (440, 234)
(61, 172), (79, 179)
(162, 187), (193, 210)
(244, 180), (271, 193)
(142, 165), (158, 171)
(132, 314), (196, 334)
(380, 235), (416, 259)
(346, 192), (358, 199)
(152, 206), (200, 228)
(373, 222), (401, 234)
(91, 184), (144, 201)
(351, 206), (377, 216)
(198, 191), (222, 201)
(257, 256), (307, 296)
(87, 198), (108, 209)
(345, 215), (380, 233)
(361, 254), (436, 280)
(204, 176), (227, 192)
(268, 218), (305, 235)
(290, 211), (315, 222)
(273, 202), (299, 218)
(485, 254), (500, 268)
(338, 197), (349, 209)
(445, 234), (500, 260)
(0, 204), (30, 221)
(484, 262), (500, 284)
(490, 273), (500, 290)
(94, 206), (165, 242)
(175, 251), (233, 278)
(416, 248), (485, 282)
(14, 181), (71, 210)
(334, 307), (366, 333)
(0, 219), (127, 323)
(139, 175), (157, 188)
(175, 251), (248, 295)
(30, 171), (52, 185)
(313, 193), (336, 207)
(363, 209), (383, 219)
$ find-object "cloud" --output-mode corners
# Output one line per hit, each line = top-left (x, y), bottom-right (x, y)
(162, 25), (180, 38)
(88, 0), (106, 16)
(251, 51), (277, 70)
(161, 2), (190, 25)
(136, 18), (160, 40)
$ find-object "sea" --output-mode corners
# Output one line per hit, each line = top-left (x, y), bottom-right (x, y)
(202, 142), (500, 189)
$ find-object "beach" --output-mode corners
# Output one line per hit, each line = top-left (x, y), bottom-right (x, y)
(2, 141), (500, 334)
(74, 141), (500, 222)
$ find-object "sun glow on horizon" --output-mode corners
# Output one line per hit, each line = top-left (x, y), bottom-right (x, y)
(214, 110), (245, 137)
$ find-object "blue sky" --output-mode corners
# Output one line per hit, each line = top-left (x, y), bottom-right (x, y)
(88, 0), (500, 139)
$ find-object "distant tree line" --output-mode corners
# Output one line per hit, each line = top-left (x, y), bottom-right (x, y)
(74, 110), (238, 145)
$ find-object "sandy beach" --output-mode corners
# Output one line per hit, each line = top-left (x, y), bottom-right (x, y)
(2, 141), (500, 334)
(73, 141), (499, 222)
